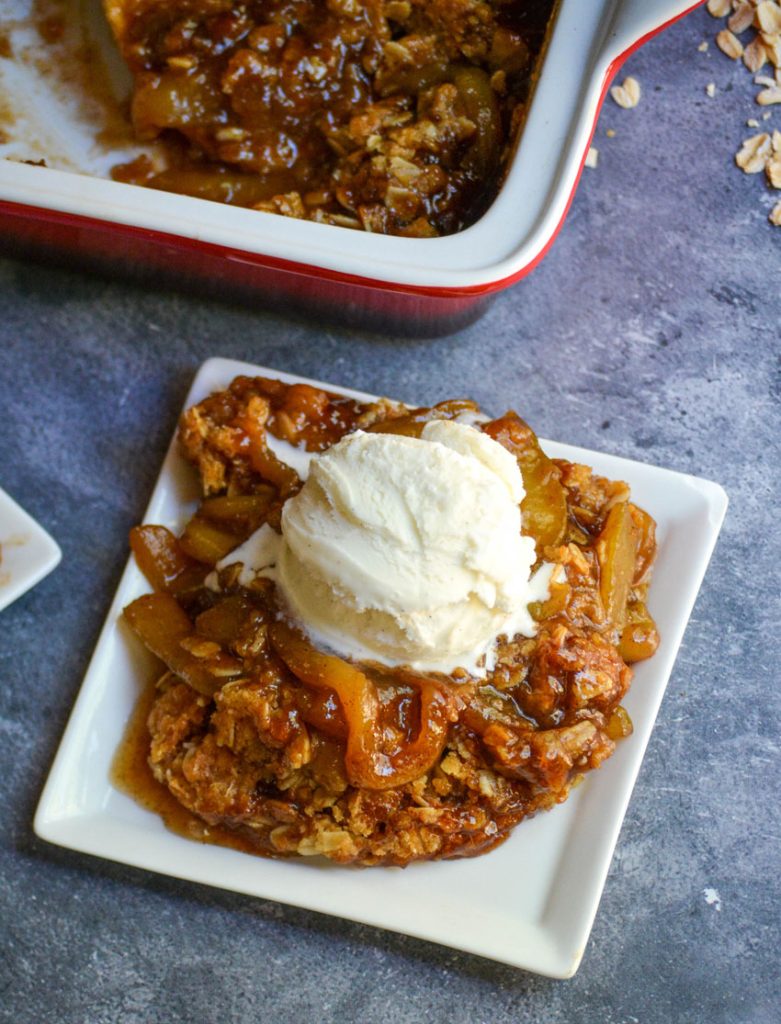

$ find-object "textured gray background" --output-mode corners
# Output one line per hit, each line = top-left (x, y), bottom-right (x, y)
(1, 6), (780, 1023)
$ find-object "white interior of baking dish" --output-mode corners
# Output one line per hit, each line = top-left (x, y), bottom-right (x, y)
(0, 0), (694, 289)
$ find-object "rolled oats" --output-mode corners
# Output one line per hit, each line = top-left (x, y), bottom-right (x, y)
(179, 637), (222, 658)
(766, 157), (781, 186)
(743, 36), (769, 70)
(545, 0), (781, 228)
(610, 76), (641, 109)
(763, 33), (781, 66)
(756, 1), (781, 34)
(735, 132), (773, 171)
(729, 2), (756, 33)
(166, 54), (196, 69)
(717, 28), (745, 57)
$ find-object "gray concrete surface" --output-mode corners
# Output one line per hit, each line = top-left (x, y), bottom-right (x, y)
(1, 6), (779, 1023)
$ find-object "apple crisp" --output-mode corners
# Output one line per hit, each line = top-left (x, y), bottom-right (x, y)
(105, 0), (555, 236)
(118, 376), (659, 867)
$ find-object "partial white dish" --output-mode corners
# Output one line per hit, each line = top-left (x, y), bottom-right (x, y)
(0, 485), (61, 612)
(34, 357), (728, 978)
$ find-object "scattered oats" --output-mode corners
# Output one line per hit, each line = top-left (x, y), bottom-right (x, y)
(606, 128), (616, 138)
(743, 36), (769, 71)
(735, 131), (773, 170)
(756, 1), (781, 35)
(585, 146), (599, 168)
(610, 76), (641, 108)
(708, 1), (781, 225)
(767, 156), (781, 184)
(763, 34), (781, 68)
(729, 1), (755, 33)
(717, 28), (745, 58)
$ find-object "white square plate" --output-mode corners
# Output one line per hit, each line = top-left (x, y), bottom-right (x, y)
(0, 486), (61, 612)
(34, 357), (728, 978)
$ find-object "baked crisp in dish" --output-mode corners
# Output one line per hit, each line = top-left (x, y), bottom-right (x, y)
(120, 375), (659, 867)
(105, 0), (555, 235)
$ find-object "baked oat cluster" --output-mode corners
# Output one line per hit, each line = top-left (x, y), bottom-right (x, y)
(121, 377), (660, 867)
(105, 0), (554, 235)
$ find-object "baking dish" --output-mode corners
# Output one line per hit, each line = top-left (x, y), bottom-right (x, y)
(0, 0), (701, 332)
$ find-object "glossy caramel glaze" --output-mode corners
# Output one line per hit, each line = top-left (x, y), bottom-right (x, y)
(106, 0), (556, 235)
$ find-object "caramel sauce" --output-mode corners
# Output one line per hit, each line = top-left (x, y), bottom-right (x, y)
(111, 681), (263, 858)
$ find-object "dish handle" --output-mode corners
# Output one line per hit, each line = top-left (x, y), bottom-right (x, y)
(603, 0), (703, 63)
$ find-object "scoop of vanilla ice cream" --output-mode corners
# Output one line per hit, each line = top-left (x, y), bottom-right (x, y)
(268, 419), (551, 676)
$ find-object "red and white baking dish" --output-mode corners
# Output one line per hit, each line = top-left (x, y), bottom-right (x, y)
(0, 0), (701, 332)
